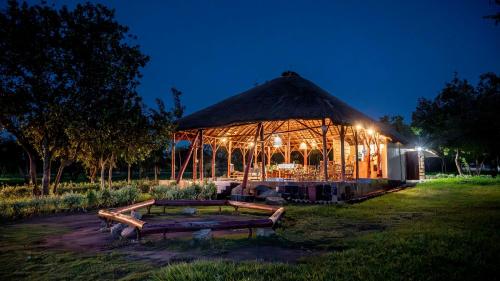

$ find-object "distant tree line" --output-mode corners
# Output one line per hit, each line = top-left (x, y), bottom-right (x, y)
(0, 1), (183, 194)
(381, 73), (500, 176)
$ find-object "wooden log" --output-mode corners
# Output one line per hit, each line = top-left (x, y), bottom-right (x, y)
(227, 200), (279, 212)
(98, 210), (146, 229)
(113, 199), (155, 214)
(141, 218), (273, 235)
(269, 207), (285, 225)
(154, 199), (227, 207)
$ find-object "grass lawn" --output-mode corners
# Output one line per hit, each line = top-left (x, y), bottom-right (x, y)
(1, 178), (500, 280)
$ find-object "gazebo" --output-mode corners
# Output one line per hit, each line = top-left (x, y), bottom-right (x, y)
(171, 71), (406, 195)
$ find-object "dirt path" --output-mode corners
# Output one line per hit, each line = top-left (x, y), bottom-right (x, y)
(17, 211), (318, 264)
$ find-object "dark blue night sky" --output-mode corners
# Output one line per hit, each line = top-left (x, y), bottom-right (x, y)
(14, 0), (500, 120)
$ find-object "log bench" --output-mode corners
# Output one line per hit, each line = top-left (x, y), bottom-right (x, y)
(97, 199), (285, 240)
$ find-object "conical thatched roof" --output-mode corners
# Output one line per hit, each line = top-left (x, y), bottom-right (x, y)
(177, 72), (405, 143)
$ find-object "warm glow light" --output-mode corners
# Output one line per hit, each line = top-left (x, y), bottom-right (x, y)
(273, 135), (282, 148)
(221, 137), (228, 143)
(299, 142), (307, 150)
(355, 124), (363, 131)
(310, 140), (318, 149)
(367, 128), (374, 135)
(248, 141), (255, 148)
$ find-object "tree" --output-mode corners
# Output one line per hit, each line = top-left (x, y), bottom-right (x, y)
(60, 2), (149, 189)
(412, 74), (477, 175)
(0, 1), (71, 194)
(379, 115), (415, 143)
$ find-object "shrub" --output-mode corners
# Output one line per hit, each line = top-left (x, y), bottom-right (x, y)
(98, 189), (114, 207)
(114, 186), (139, 206)
(61, 192), (85, 211)
(86, 190), (98, 208)
(150, 185), (173, 200)
(150, 183), (217, 200)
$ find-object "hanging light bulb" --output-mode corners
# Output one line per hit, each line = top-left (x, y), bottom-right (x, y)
(355, 124), (363, 131)
(248, 141), (255, 148)
(367, 128), (374, 135)
(221, 137), (228, 143)
(310, 140), (318, 149)
(299, 142), (307, 150)
(273, 135), (282, 148)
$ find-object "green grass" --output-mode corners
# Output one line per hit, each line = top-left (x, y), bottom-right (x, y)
(152, 179), (500, 281)
(0, 224), (155, 280)
(1, 178), (500, 280)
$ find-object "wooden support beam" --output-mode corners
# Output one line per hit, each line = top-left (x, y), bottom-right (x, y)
(211, 141), (218, 180)
(294, 119), (323, 136)
(176, 131), (201, 183)
(355, 127), (359, 181)
(227, 141), (232, 178)
(340, 125), (346, 181)
(321, 118), (329, 181)
(192, 144), (198, 181)
(199, 130), (204, 181)
(241, 123), (262, 193)
(260, 125), (266, 181)
(171, 134), (176, 180)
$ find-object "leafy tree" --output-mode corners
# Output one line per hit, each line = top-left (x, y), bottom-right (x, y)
(412, 74), (477, 175)
(412, 73), (500, 175)
(0, 1), (71, 194)
(379, 115), (416, 143)
(60, 3), (149, 189)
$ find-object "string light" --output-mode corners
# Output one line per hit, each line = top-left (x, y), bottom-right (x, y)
(273, 135), (282, 148)
(299, 142), (307, 150)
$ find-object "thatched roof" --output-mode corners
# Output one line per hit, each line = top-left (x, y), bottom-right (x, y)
(177, 72), (406, 143)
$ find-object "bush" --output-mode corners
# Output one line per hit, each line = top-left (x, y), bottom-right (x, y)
(150, 183), (217, 200)
(98, 189), (115, 207)
(86, 190), (98, 208)
(61, 192), (85, 211)
(113, 186), (139, 206)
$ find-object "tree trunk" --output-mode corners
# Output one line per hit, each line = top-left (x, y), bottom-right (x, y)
(90, 166), (97, 183)
(53, 160), (69, 194)
(477, 158), (485, 176)
(127, 163), (132, 184)
(24, 148), (39, 195)
(154, 165), (158, 182)
(99, 157), (107, 189)
(41, 139), (51, 195)
(455, 150), (462, 176)
(108, 155), (114, 188)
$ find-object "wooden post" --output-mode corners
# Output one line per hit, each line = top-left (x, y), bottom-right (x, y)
(176, 131), (201, 183)
(227, 141), (232, 178)
(171, 134), (176, 180)
(199, 130), (204, 181)
(267, 146), (271, 166)
(340, 125), (346, 181)
(354, 127), (359, 181)
(211, 141), (217, 180)
(260, 125), (266, 181)
(241, 123), (263, 193)
(321, 118), (329, 181)
(304, 146), (308, 171)
(192, 144), (197, 181)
